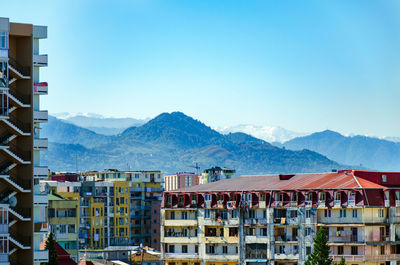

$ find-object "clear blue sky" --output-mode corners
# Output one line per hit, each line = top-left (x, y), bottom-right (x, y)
(2, 0), (400, 137)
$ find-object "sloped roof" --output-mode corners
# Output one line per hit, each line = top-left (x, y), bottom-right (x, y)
(40, 239), (77, 265)
(171, 170), (386, 193)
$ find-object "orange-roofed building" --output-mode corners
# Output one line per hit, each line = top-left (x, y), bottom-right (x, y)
(161, 170), (400, 265)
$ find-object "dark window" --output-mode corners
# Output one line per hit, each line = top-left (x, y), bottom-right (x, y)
(338, 246), (344, 255)
(182, 245), (188, 253)
(351, 246), (358, 255)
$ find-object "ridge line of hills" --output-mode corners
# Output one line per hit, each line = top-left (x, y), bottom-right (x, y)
(42, 112), (349, 174)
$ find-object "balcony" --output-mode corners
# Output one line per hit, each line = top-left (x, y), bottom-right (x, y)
(365, 254), (400, 261)
(34, 138), (48, 150)
(34, 250), (49, 262)
(163, 236), (198, 244)
(331, 255), (364, 262)
(34, 166), (48, 178)
(34, 82), (48, 95)
(275, 235), (298, 243)
(245, 218), (268, 226)
(33, 54), (48, 67)
(33, 194), (48, 205)
(204, 236), (239, 244)
(163, 253), (199, 260)
(203, 253), (239, 261)
(245, 235), (268, 244)
(274, 253), (299, 260)
(164, 219), (197, 227)
(34, 110), (48, 123)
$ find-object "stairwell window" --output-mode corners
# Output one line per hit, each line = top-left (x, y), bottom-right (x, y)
(0, 32), (8, 49)
(0, 62), (7, 88)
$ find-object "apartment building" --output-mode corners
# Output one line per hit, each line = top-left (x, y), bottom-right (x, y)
(81, 170), (163, 249)
(164, 172), (200, 191)
(0, 17), (48, 265)
(42, 169), (163, 250)
(161, 170), (400, 265)
(48, 192), (79, 261)
(200, 167), (235, 184)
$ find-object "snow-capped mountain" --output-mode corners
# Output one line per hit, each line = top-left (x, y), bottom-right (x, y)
(217, 124), (308, 143)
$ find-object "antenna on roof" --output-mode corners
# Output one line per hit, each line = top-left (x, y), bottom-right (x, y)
(188, 162), (200, 175)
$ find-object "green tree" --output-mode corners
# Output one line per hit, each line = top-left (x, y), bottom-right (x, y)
(338, 255), (346, 265)
(44, 232), (58, 265)
(305, 227), (332, 265)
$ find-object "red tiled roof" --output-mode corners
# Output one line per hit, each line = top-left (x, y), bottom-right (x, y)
(40, 239), (77, 265)
(171, 170), (388, 193)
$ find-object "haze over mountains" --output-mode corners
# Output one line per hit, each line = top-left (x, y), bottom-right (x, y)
(43, 112), (400, 173)
(282, 130), (400, 171)
(42, 112), (344, 174)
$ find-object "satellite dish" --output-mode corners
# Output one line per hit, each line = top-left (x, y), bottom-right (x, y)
(8, 196), (17, 207)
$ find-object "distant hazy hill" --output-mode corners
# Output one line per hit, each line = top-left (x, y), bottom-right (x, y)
(283, 130), (400, 171)
(42, 112), (343, 174)
(52, 112), (148, 135)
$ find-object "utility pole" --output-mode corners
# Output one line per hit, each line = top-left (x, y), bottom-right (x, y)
(239, 196), (245, 264)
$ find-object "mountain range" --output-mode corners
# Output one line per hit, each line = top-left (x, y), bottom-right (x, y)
(41, 112), (344, 174)
(281, 130), (400, 171)
(52, 112), (148, 135)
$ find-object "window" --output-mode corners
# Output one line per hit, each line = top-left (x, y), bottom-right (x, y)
(378, 209), (385, 218)
(207, 245), (215, 254)
(380, 246), (385, 255)
(204, 209), (210, 219)
(229, 227), (238, 237)
(382, 175), (387, 182)
(260, 193), (266, 201)
(324, 209), (331, 218)
(306, 192), (312, 201)
(352, 209), (358, 218)
(306, 209), (311, 218)
(290, 210), (297, 218)
(263, 210), (267, 219)
(340, 209), (347, 218)
(262, 228), (267, 236)
(0, 32), (8, 49)
(338, 246), (344, 255)
(182, 245), (188, 253)
(335, 192), (341, 201)
(231, 210), (238, 218)
(168, 245), (175, 253)
(0, 62), (8, 88)
(170, 211), (175, 220)
(248, 210), (256, 219)
(291, 192), (297, 202)
(305, 227), (312, 236)
(195, 245), (198, 253)
(205, 194), (211, 201)
(182, 212), (188, 220)
(223, 246), (228, 254)
(319, 192), (325, 201)
(351, 246), (358, 255)
(275, 193), (283, 201)
(205, 227), (217, 237)
(306, 246), (311, 255)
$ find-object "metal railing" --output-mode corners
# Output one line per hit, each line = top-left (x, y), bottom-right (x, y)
(10, 173), (31, 189)
(9, 89), (30, 105)
(8, 57), (30, 76)
(9, 142), (31, 161)
(9, 116), (31, 133)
